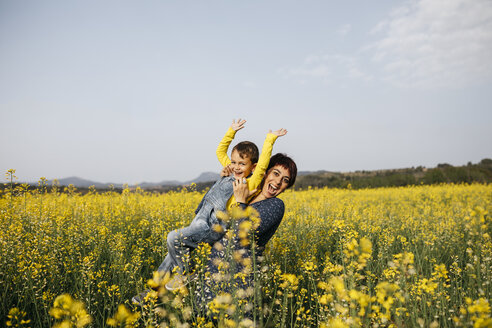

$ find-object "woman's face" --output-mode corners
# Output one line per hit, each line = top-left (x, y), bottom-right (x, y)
(261, 165), (291, 199)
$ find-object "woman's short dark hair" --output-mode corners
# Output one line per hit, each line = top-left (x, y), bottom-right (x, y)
(266, 153), (297, 188)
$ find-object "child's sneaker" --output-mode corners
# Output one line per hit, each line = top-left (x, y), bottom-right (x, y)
(131, 289), (151, 305)
(165, 273), (189, 291)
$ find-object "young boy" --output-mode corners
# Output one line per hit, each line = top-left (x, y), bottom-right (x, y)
(155, 119), (286, 290)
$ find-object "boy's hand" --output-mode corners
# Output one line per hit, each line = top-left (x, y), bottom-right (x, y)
(269, 128), (288, 137)
(220, 165), (233, 177)
(231, 119), (246, 131)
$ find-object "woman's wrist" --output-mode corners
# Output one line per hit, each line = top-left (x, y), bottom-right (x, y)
(236, 201), (247, 208)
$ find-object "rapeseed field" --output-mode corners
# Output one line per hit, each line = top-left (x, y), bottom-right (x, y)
(1, 169), (491, 327)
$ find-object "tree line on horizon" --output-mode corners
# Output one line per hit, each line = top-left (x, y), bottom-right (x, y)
(2, 159), (491, 194)
(293, 158), (492, 190)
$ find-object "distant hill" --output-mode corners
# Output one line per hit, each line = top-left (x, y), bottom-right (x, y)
(138, 172), (220, 188)
(138, 180), (181, 188)
(3, 159), (491, 193)
(41, 172), (221, 190)
(294, 158), (492, 189)
(185, 172), (221, 184)
(298, 170), (329, 176)
(49, 177), (118, 189)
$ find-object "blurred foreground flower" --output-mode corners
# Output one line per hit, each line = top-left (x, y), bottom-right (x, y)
(106, 305), (140, 327)
(49, 294), (92, 328)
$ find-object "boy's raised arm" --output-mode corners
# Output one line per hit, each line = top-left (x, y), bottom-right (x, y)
(216, 119), (246, 167)
(248, 128), (287, 190)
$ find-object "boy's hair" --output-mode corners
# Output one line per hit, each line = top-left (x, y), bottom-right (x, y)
(232, 141), (259, 163)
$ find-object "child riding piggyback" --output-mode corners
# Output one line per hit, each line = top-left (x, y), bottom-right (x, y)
(157, 119), (287, 289)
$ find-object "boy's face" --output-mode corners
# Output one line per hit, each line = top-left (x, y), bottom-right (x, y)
(230, 150), (256, 179)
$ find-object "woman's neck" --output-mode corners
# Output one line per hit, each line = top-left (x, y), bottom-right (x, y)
(250, 193), (268, 204)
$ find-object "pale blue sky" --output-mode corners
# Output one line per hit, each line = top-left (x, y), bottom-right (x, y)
(1, 0), (491, 184)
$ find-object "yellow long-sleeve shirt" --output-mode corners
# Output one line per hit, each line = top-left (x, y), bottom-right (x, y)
(216, 127), (278, 210)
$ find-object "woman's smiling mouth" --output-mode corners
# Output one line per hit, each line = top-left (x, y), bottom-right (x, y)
(267, 183), (279, 195)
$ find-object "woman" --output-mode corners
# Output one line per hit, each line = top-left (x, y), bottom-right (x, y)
(194, 153), (297, 318)
(132, 153), (296, 305)
(229, 152), (296, 257)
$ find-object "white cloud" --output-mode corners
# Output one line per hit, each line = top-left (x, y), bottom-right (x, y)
(336, 24), (352, 36)
(279, 54), (372, 84)
(370, 0), (492, 88)
(282, 0), (492, 89)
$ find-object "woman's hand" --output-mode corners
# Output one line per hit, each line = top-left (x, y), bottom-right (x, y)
(233, 178), (257, 204)
(221, 165), (233, 177)
(231, 118), (246, 131)
(269, 128), (288, 137)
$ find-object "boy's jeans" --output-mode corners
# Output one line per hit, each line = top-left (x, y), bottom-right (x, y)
(157, 219), (214, 274)
(157, 176), (235, 274)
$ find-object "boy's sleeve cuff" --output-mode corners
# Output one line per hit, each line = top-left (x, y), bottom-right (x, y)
(236, 202), (248, 209)
(266, 133), (278, 143)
